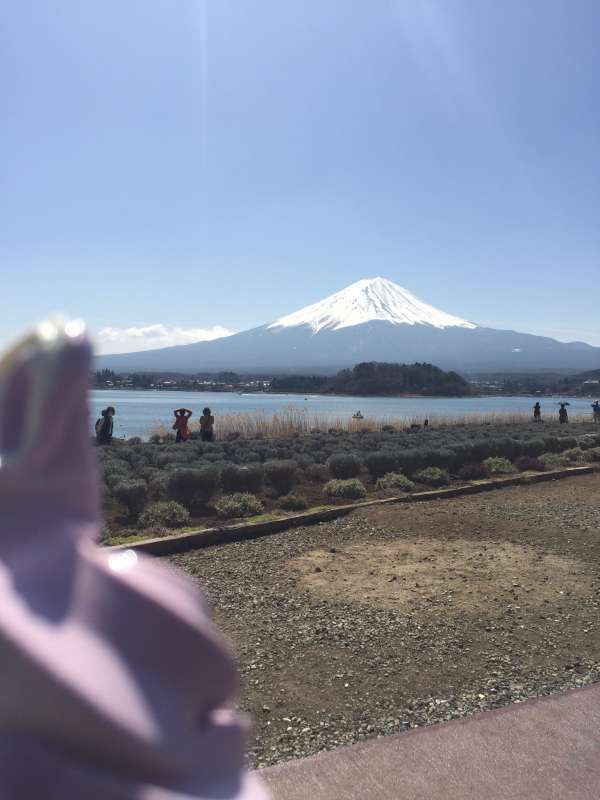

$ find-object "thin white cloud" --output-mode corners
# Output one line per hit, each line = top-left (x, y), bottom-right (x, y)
(94, 324), (234, 354)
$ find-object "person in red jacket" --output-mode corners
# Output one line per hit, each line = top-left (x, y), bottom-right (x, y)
(172, 408), (192, 442)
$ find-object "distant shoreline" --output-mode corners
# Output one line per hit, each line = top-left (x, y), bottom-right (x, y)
(90, 387), (582, 400)
(91, 387), (472, 399)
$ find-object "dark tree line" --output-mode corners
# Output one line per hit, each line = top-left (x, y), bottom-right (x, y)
(270, 362), (470, 397)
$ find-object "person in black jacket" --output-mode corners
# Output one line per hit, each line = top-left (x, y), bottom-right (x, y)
(95, 407), (115, 444)
(558, 403), (569, 424)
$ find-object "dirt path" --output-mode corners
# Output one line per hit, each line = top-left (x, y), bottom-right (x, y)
(170, 473), (600, 768)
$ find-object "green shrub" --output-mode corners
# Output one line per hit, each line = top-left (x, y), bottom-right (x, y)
(490, 437), (522, 461)
(458, 462), (490, 480)
(102, 461), (132, 489)
(556, 436), (578, 451)
(167, 467), (220, 509)
(540, 452), (571, 468)
(237, 449), (262, 464)
(148, 473), (168, 501)
(306, 464), (330, 483)
(514, 455), (547, 472)
(562, 447), (586, 463)
(279, 493), (309, 511)
(587, 447), (600, 462)
(522, 438), (545, 457)
(323, 478), (367, 500)
(99, 481), (113, 504)
(327, 452), (362, 479)
(138, 500), (190, 530)
(449, 442), (476, 468)
(215, 493), (264, 518)
(375, 472), (416, 492)
(395, 449), (425, 475)
(483, 457), (517, 475)
(203, 452), (225, 463)
(155, 448), (192, 467)
(137, 466), (158, 481)
(295, 453), (316, 470)
(542, 435), (560, 453)
(364, 451), (398, 478)
(418, 447), (455, 470)
(220, 463), (264, 493)
(466, 439), (497, 463)
(414, 467), (450, 486)
(114, 480), (148, 519)
(579, 434), (600, 450)
(264, 460), (298, 495)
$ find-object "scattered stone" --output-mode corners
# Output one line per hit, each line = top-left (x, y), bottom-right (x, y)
(170, 472), (600, 769)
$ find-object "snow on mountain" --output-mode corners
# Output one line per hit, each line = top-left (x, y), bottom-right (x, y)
(268, 277), (477, 333)
(96, 276), (600, 374)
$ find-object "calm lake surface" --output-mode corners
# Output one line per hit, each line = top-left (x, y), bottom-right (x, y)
(90, 390), (594, 439)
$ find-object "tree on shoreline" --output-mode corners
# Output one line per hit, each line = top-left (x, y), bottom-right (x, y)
(270, 362), (470, 397)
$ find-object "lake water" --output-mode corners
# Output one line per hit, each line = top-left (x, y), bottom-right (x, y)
(89, 390), (596, 439)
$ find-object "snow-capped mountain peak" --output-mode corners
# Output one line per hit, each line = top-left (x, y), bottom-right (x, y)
(268, 277), (477, 333)
(97, 275), (600, 374)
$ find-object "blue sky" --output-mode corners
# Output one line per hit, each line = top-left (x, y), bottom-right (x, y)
(2, 1), (599, 353)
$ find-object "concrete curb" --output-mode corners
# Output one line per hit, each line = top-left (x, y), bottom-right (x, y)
(106, 464), (599, 556)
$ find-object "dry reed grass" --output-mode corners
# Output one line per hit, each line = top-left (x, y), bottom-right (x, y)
(146, 406), (589, 442)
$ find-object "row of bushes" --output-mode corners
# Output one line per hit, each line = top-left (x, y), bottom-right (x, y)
(325, 435), (600, 480)
(105, 424), (600, 474)
(111, 443), (600, 534)
(111, 459), (299, 518)
(100, 424), (600, 533)
(323, 444), (600, 503)
(363, 435), (599, 478)
(109, 441), (600, 522)
(136, 493), (265, 531)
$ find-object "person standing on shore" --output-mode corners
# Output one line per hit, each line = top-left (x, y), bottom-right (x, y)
(533, 402), (542, 422)
(199, 407), (215, 441)
(95, 406), (115, 445)
(558, 402), (569, 424)
(592, 400), (600, 423)
(172, 408), (193, 442)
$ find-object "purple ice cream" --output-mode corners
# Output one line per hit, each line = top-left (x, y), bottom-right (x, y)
(0, 320), (269, 799)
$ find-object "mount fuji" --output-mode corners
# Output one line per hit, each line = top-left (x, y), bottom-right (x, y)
(97, 278), (600, 374)
(266, 277), (476, 333)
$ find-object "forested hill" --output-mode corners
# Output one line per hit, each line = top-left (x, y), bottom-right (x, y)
(270, 362), (470, 397)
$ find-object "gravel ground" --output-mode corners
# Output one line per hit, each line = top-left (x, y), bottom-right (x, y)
(170, 473), (600, 769)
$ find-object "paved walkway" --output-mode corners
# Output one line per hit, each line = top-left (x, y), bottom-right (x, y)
(260, 684), (600, 799)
